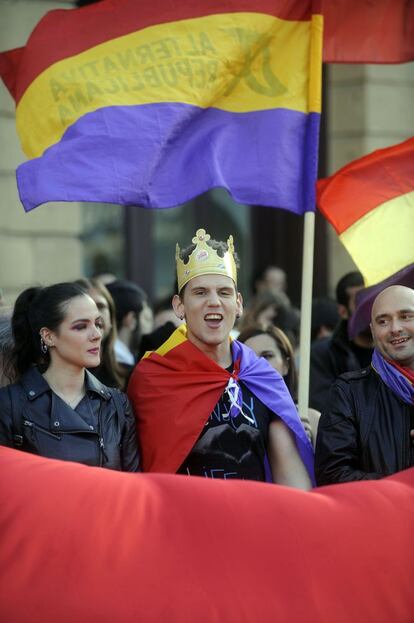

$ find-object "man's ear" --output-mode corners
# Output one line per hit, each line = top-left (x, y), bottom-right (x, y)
(236, 292), (244, 318)
(172, 294), (185, 321)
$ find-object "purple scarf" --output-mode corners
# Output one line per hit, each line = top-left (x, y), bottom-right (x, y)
(230, 340), (315, 485)
(371, 349), (414, 405)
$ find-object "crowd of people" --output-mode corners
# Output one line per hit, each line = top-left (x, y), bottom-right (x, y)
(0, 227), (413, 486)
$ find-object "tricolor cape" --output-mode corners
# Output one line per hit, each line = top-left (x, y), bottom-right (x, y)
(0, 447), (413, 623)
(127, 325), (314, 483)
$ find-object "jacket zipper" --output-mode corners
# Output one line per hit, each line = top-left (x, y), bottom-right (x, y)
(23, 420), (100, 439)
(24, 420), (62, 440)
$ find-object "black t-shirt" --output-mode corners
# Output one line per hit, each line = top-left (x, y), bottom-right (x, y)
(177, 377), (277, 481)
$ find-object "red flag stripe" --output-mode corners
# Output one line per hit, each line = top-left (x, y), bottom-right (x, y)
(0, 0), (315, 104)
(322, 0), (414, 64)
(316, 137), (414, 234)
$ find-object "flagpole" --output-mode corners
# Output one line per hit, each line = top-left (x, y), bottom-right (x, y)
(297, 210), (315, 425)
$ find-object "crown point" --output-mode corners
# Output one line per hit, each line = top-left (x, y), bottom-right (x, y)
(227, 235), (234, 253)
(192, 228), (210, 244)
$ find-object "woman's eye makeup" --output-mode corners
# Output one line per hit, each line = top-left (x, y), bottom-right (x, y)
(71, 319), (103, 331)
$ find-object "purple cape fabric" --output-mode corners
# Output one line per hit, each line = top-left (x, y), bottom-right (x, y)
(231, 339), (315, 485)
(371, 349), (414, 405)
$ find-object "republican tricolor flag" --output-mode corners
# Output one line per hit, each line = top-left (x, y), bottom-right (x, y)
(317, 138), (414, 287)
(0, 0), (323, 213)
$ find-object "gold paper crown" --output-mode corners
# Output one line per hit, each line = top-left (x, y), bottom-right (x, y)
(176, 228), (238, 292)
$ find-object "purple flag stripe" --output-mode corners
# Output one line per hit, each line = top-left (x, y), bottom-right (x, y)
(17, 103), (320, 213)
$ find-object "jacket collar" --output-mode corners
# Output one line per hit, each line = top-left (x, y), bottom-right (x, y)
(84, 369), (111, 401)
(20, 366), (51, 400)
(20, 367), (111, 401)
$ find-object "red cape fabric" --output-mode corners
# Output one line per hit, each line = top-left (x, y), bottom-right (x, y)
(0, 447), (413, 623)
(128, 338), (231, 473)
(128, 333), (314, 479)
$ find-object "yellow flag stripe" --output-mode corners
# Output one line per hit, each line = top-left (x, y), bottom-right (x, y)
(340, 191), (414, 286)
(16, 12), (322, 158)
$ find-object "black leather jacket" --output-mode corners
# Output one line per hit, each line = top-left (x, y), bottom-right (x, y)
(315, 366), (414, 485)
(309, 320), (373, 411)
(0, 367), (139, 471)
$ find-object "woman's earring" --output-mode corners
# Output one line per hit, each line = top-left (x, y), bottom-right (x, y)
(40, 337), (49, 354)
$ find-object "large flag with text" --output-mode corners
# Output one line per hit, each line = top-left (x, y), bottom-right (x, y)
(0, 0), (323, 213)
(317, 138), (414, 286)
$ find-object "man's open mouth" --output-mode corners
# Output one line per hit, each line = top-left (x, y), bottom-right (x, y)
(204, 314), (223, 324)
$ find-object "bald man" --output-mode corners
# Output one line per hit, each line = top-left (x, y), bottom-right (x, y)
(315, 285), (414, 485)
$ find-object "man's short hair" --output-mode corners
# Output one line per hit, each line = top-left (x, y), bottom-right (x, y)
(106, 279), (148, 329)
(335, 272), (364, 307)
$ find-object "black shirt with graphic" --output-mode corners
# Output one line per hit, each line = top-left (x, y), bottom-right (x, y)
(177, 379), (278, 481)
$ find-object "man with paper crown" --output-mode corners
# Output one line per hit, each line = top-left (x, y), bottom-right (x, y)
(128, 228), (314, 487)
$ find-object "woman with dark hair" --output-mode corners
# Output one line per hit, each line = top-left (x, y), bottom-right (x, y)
(238, 325), (320, 447)
(75, 278), (127, 389)
(0, 282), (139, 471)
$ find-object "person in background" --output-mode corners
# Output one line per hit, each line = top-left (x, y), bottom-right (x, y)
(311, 296), (340, 342)
(252, 265), (289, 300)
(237, 290), (300, 349)
(153, 292), (183, 330)
(75, 278), (126, 389)
(238, 325), (320, 448)
(0, 282), (139, 471)
(92, 272), (116, 286)
(106, 279), (153, 375)
(315, 285), (414, 484)
(138, 291), (182, 359)
(238, 291), (288, 332)
(128, 228), (313, 488)
(309, 271), (373, 411)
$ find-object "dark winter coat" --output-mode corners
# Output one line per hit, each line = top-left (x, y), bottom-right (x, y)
(315, 366), (414, 485)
